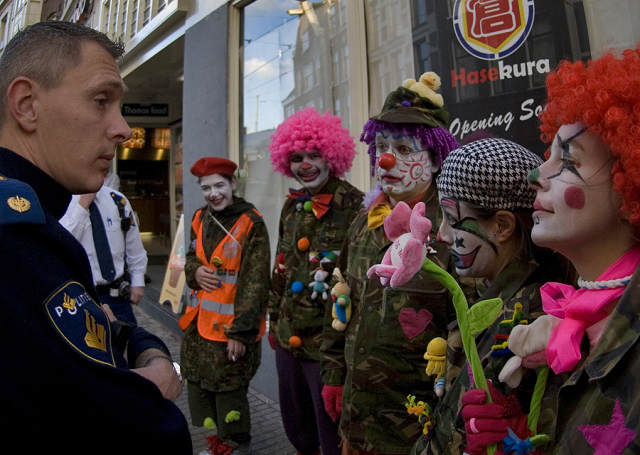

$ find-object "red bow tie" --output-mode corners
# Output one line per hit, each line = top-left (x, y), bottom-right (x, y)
(287, 189), (333, 219)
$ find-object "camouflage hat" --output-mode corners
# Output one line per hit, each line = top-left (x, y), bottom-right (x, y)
(370, 72), (450, 127)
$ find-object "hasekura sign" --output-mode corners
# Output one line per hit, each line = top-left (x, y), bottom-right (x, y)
(453, 0), (535, 61)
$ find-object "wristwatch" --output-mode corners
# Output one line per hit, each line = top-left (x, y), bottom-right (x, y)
(172, 361), (184, 385)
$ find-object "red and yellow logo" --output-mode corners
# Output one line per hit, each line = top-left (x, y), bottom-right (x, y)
(453, 0), (535, 60)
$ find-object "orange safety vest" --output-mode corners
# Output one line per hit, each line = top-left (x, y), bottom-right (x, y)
(179, 209), (267, 342)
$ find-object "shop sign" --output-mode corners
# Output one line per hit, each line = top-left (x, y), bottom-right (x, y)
(451, 58), (550, 88)
(453, 0), (535, 60)
(121, 103), (169, 117)
(448, 97), (543, 142)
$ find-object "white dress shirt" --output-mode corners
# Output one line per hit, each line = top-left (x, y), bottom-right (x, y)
(60, 185), (148, 287)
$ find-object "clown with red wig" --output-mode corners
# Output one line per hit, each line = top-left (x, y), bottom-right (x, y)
(319, 73), (461, 454)
(458, 46), (640, 455)
(268, 108), (363, 455)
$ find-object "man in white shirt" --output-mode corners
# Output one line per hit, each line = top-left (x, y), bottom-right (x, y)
(60, 182), (148, 326)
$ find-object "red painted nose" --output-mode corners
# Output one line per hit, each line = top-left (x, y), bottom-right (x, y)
(301, 161), (312, 170)
(378, 153), (396, 170)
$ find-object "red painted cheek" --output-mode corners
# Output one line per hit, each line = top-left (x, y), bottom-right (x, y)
(564, 186), (585, 209)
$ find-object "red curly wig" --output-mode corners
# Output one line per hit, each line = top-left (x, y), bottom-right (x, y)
(268, 107), (356, 178)
(540, 44), (640, 226)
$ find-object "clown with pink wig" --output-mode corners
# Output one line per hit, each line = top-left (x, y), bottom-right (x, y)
(319, 73), (461, 454)
(268, 107), (363, 455)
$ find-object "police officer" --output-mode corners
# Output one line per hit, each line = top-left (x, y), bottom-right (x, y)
(0, 21), (191, 453)
(60, 181), (148, 327)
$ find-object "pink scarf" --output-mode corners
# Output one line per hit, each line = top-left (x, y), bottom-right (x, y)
(542, 246), (640, 374)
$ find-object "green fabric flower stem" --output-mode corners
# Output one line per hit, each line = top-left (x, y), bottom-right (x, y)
(422, 258), (497, 455)
(527, 365), (551, 447)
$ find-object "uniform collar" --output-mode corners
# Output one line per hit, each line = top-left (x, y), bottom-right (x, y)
(481, 257), (539, 302)
(0, 147), (71, 220)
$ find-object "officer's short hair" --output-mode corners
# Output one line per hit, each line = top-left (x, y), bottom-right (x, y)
(0, 21), (125, 127)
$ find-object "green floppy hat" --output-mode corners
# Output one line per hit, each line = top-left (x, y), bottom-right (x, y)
(371, 72), (450, 127)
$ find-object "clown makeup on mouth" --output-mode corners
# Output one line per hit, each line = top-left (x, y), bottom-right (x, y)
(437, 197), (499, 278)
(528, 123), (622, 254)
(375, 130), (439, 203)
(290, 150), (330, 194)
(201, 173), (236, 212)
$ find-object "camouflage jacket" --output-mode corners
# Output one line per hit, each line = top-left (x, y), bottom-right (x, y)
(182, 197), (271, 392)
(544, 264), (640, 454)
(320, 184), (457, 453)
(411, 252), (575, 455)
(269, 177), (363, 361)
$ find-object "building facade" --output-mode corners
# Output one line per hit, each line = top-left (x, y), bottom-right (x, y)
(1, 0), (637, 315)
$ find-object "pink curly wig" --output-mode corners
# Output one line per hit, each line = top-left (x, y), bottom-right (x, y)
(268, 107), (357, 178)
(540, 44), (640, 227)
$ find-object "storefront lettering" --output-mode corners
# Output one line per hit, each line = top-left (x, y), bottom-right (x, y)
(449, 98), (543, 140)
(520, 98), (543, 120)
(451, 59), (550, 87)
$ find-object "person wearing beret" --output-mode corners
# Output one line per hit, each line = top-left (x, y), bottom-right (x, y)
(180, 157), (271, 455)
(268, 108), (364, 455)
(319, 73), (461, 454)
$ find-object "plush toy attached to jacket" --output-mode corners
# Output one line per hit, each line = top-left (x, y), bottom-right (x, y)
(366, 201), (433, 288)
(330, 268), (351, 332)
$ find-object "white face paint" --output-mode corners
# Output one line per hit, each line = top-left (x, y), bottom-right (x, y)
(375, 130), (439, 203)
(528, 122), (620, 254)
(200, 174), (236, 212)
(438, 197), (498, 279)
(289, 150), (330, 194)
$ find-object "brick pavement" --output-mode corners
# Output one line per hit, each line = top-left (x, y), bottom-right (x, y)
(133, 305), (297, 455)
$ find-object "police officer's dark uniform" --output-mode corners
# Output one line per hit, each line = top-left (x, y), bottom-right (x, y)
(0, 147), (192, 453)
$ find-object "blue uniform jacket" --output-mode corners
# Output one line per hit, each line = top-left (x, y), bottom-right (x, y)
(0, 147), (192, 453)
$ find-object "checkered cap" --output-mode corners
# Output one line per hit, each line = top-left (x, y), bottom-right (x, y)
(437, 138), (543, 210)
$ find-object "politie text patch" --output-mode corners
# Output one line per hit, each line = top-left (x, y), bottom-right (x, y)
(44, 281), (116, 367)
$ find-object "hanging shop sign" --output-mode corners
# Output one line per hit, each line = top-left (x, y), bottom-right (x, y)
(121, 104), (169, 117)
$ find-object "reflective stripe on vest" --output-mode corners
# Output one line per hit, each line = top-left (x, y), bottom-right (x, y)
(179, 209), (266, 342)
(201, 299), (234, 315)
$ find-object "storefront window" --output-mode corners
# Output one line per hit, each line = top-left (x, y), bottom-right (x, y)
(239, 0), (350, 257)
(364, 0), (639, 157)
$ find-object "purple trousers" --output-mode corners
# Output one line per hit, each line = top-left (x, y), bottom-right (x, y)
(275, 344), (342, 455)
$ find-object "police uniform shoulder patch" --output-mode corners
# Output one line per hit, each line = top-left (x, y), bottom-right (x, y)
(43, 281), (116, 367)
(0, 174), (45, 226)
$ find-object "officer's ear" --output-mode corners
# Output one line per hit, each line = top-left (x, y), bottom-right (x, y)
(6, 77), (38, 133)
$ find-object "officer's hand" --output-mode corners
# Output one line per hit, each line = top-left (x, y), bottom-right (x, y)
(134, 350), (182, 401)
(78, 192), (97, 210)
(130, 286), (144, 304)
(101, 304), (117, 322)
(195, 265), (221, 292)
(227, 338), (246, 361)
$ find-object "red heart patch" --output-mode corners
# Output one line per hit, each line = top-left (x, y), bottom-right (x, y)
(398, 308), (433, 339)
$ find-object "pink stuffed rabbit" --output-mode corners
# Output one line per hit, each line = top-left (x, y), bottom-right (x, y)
(367, 202), (432, 288)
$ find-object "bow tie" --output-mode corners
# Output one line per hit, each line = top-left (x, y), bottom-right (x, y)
(367, 204), (393, 230)
(287, 189), (332, 219)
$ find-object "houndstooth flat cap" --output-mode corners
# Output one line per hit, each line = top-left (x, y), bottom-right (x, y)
(437, 138), (543, 210)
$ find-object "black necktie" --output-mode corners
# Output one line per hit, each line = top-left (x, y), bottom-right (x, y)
(89, 201), (116, 282)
